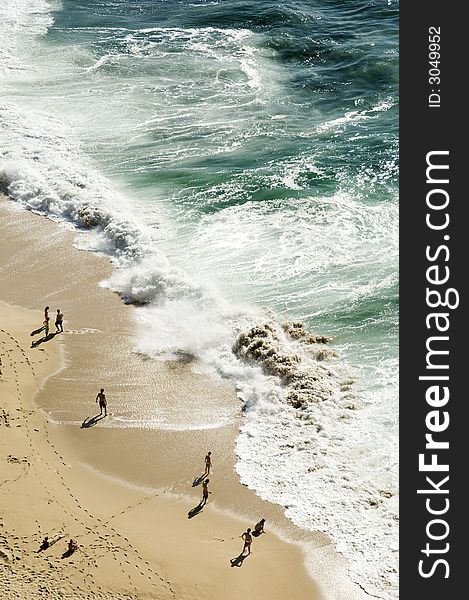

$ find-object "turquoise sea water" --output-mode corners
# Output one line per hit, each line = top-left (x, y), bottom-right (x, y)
(1, 1), (398, 597)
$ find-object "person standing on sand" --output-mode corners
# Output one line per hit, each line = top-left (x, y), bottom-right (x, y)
(241, 528), (252, 555)
(96, 388), (107, 416)
(44, 317), (50, 337)
(201, 479), (210, 505)
(55, 309), (64, 333)
(204, 451), (212, 475)
(44, 306), (49, 321)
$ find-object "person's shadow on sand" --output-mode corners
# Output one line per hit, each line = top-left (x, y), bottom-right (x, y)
(230, 553), (248, 567)
(61, 548), (76, 559)
(31, 333), (57, 348)
(187, 502), (204, 519)
(30, 326), (46, 336)
(192, 474), (206, 487)
(81, 414), (106, 429)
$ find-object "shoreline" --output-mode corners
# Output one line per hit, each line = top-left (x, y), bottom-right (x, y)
(0, 197), (367, 599)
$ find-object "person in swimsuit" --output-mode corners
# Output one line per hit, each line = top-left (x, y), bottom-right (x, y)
(55, 309), (64, 333)
(44, 306), (50, 321)
(242, 528), (252, 555)
(96, 388), (107, 416)
(201, 479), (210, 505)
(38, 533), (63, 551)
(204, 451), (212, 475)
(254, 518), (266, 535)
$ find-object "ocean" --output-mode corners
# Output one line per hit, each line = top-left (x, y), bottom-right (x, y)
(1, 0), (398, 597)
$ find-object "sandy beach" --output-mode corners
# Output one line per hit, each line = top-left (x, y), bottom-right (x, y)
(0, 198), (369, 599)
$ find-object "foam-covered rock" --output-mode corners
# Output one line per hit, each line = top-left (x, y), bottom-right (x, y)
(234, 322), (338, 409)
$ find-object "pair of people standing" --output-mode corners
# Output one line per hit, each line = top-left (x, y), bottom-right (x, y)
(43, 306), (64, 335)
(201, 452), (212, 506)
(241, 519), (266, 555)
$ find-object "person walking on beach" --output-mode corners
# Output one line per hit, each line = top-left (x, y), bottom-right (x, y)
(55, 309), (64, 333)
(96, 388), (107, 417)
(254, 518), (266, 535)
(201, 479), (210, 506)
(204, 451), (212, 475)
(241, 528), (252, 555)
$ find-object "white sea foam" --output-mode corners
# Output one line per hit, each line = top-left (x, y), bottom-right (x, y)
(172, 189), (398, 323)
(235, 355), (398, 598)
(315, 97), (396, 135)
(0, 0), (60, 75)
(0, 101), (154, 261)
